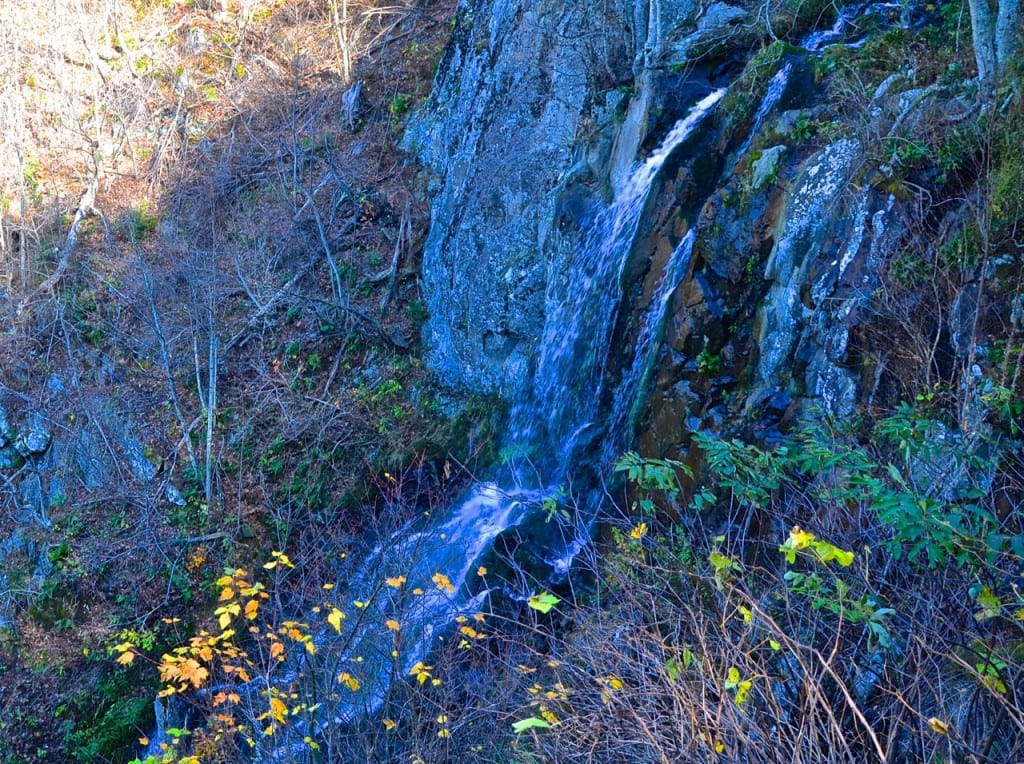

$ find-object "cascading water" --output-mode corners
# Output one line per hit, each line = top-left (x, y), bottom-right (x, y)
(141, 1), (922, 755)
(735, 63), (793, 160)
(307, 0), (918, 752)
(141, 87), (731, 763)
(512, 89), (725, 472)
(603, 229), (696, 462)
(733, 1), (911, 165)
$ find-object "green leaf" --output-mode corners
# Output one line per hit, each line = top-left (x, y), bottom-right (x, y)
(827, 546), (855, 567)
(682, 646), (694, 668)
(665, 658), (680, 681)
(708, 551), (737, 572)
(527, 592), (560, 614)
(734, 679), (753, 707)
(512, 717), (552, 733)
(974, 586), (1002, 621)
(725, 666), (741, 688)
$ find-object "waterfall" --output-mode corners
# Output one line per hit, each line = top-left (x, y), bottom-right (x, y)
(149, 89), (727, 762)
(734, 2), (908, 164)
(604, 229), (696, 461)
(735, 63), (793, 160)
(802, 2), (862, 51)
(287, 89), (725, 748)
(512, 88), (725, 471)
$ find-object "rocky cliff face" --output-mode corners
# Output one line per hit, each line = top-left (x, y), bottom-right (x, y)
(404, 0), (638, 396)
(410, 0), (994, 459)
(405, 0), (761, 398)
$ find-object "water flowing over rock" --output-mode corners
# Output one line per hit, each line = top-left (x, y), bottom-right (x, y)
(512, 89), (725, 470)
(373, 1), (945, 738)
(403, 0), (751, 399)
(605, 229), (698, 458)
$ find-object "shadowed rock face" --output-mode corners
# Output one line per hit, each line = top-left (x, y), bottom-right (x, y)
(404, 0), (643, 398)
(411, 0), (947, 457)
(404, 0), (773, 400)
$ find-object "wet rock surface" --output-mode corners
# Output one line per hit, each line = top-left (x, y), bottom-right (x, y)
(410, 0), (953, 458)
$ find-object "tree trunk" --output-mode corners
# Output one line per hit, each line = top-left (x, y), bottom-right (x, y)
(970, 0), (998, 97)
(995, 0), (1020, 74)
(971, 0), (1021, 99)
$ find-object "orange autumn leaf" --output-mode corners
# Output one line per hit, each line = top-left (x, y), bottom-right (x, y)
(269, 696), (288, 724)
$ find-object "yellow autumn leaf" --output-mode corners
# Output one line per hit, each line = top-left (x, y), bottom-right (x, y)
(138, 736), (149, 746)
(179, 658), (209, 689)
(477, 566), (488, 576)
(116, 650), (136, 665)
(432, 572), (455, 593)
(599, 675), (624, 690)
(630, 522), (648, 539)
(244, 599), (260, 620)
(265, 551), (295, 569)
(383, 718), (397, 731)
(386, 575), (407, 587)
(338, 672), (361, 691)
(789, 526), (815, 550)
(327, 608), (345, 633)
(219, 586), (235, 601)
(385, 619), (400, 632)
(409, 661), (433, 684)
(928, 717), (949, 735)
